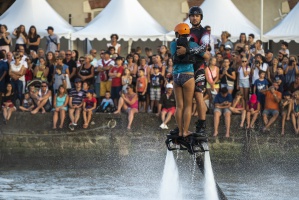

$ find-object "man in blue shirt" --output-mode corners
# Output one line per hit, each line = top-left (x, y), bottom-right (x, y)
(213, 87), (233, 138)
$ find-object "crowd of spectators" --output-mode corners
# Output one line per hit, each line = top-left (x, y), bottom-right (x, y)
(0, 23), (299, 136)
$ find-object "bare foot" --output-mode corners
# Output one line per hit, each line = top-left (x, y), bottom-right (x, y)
(213, 132), (218, 137)
(83, 124), (88, 129)
(59, 125), (63, 129)
(114, 110), (120, 114)
(127, 126), (131, 130)
(225, 133), (230, 138)
(31, 109), (38, 114)
(281, 130), (285, 136)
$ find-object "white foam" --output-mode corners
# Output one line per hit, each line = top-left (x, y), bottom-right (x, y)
(204, 151), (219, 200)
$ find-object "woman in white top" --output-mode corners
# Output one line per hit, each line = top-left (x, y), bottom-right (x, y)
(13, 25), (27, 51)
(9, 54), (26, 101)
(107, 34), (121, 55)
(237, 57), (251, 102)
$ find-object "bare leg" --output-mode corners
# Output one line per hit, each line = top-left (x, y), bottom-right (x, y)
(213, 111), (221, 136)
(31, 99), (48, 114)
(296, 116), (299, 134)
(246, 112), (251, 129)
(83, 111), (87, 126)
(264, 114), (279, 130)
(164, 112), (173, 125)
(114, 97), (125, 114)
(161, 111), (166, 123)
(263, 114), (269, 126)
(87, 110), (93, 125)
(174, 85), (184, 136)
(53, 111), (58, 128)
(182, 78), (195, 137)
(3, 108), (8, 120)
(6, 108), (16, 120)
(250, 113), (259, 128)
(127, 108), (138, 129)
(243, 88), (249, 102)
(74, 108), (81, 124)
(59, 109), (65, 128)
(69, 108), (75, 124)
(281, 112), (286, 135)
(224, 112), (231, 138)
(240, 110), (246, 127)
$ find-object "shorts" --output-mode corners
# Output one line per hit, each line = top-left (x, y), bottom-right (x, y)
(43, 100), (52, 112)
(214, 108), (231, 115)
(173, 73), (194, 87)
(111, 86), (122, 100)
(239, 79), (250, 88)
(162, 107), (176, 115)
(100, 81), (112, 97)
(206, 82), (220, 89)
(221, 84), (234, 91)
(150, 87), (161, 101)
(138, 92), (146, 102)
(263, 109), (279, 116)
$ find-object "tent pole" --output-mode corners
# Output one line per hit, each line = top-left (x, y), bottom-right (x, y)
(261, 0), (264, 41)
(128, 39), (133, 54)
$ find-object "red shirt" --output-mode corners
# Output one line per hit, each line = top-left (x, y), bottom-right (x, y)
(110, 66), (124, 87)
(84, 97), (97, 109)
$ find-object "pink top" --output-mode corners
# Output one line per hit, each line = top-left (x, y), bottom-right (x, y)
(207, 66), (217, 82)
(127, 94), (138, 110)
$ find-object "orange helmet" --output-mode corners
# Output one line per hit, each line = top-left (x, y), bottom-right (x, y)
(174, 23), (190, 35)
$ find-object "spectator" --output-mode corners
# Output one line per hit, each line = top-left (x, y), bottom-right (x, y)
(281, 91), (292, 136)
(83, 89), (97, 129)
(229, 91), (246, 128)
(77, 54), (95, 89)
(46, 26), (60, 53)
(133, 53), (140, 67)
(242, 44), (252, 63)
(13, 25), (27, 51)
(0, 51), (8, 93)
(267, 57), (279, 85)
(145, 47), (153, 65)
(262, 83), (281, 132)
(126, 54), (138, 85)
(98, 51), (114, 99)
(219, 58), (235, 94)
(166, 57), (174, 74)
(0, 25), (12, 53)
(290, 91), (299, 134)
(151, 54), (166, 77)
(247, 33), (255, 49)
(64, 50), (77, 87)
(274, 66), (285, 93)
(159, 45), (170, 64)
(52, 85), (69, 129)
(107, 34), (121, 55)
(89, 49), (98, 67)
(289, 74), (299, 93)
(280, 41), (289, 57)
(53, 65), (66, 93)
(46, 51), (56, 87)
(59, 50), (66, 60)
(149, 66), (164, 113)
(205, 57), (220, 102)
(213, 87), (232, 137)
(234, 33), (247, 51)
(122, 68), (132, 94)
(264, 50), (274, 67)
(237, 57), (251, 102)
(98, 92), (115, 113)
(156, 83), (175, 129)
(218, 31), (233, 50)
(136, 68), (148, 112)
(246, 94), (260, 129)
(19, 92), (34, 112)
(31, 81), (52, 114)
(285, 55), (299, 88)
(34, 57), (49, 81)
(2, 83), (16, 124)
(251, 54), (268, 91)
(250, 40), (264, 57)
(114, 84), (138, 129)
(9, 53), (26, 101)
(253, 70), (268, 110)
(24, 57), (34, 86)
(27, 26), (40, 53)
(109, 56), (124, 106)
(71, 50), (79, 64)
(68, 78), (86, 130)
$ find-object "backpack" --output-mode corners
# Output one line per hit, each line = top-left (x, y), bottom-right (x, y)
(100, 60), (112, 82)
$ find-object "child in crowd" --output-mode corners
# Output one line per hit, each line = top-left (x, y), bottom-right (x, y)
(99, 92), (115, 113)
(53, 65), (66, 93)
(280, 91), (292, 136)
(253, 70), (268, 111)
(109, 56), (124, 106)
(280, 41), (290, 57)
(149, 66), (164, 112)
(229, 91), (246, 128)
(19, 92), (34, 112)
(83, 89), (97, 128)
(290, 91), (299, 134)
(52, 85), (69, 129)
(274, 66), (285, 93)
(246, 94), (260, 129)
(136, 69), (147, 112)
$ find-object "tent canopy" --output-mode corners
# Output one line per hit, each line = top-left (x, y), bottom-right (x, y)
(264, 2), (299, 43)
(166, 0), (260, 42)
(71, 0), (167, 41)
(0, 0), (75, 39)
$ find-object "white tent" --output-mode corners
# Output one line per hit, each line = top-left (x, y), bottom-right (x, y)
(71, 0), (167, 42)
(264, 2), (299, 43)
(166, 0), (260, 42)
(0, 0), (75, 39)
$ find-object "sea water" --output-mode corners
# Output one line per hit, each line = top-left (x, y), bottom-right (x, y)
(204, 151), (219, 200)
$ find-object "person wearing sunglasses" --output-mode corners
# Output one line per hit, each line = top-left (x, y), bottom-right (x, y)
(31, 81), (52, 114)
(64, 50), (77, 87)
(237, 57), (251, 102)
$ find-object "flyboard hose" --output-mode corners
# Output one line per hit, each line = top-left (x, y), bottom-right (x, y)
(165, 134), (227, 200)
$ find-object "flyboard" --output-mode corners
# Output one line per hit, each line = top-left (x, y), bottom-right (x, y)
(165, 133), (227, 200)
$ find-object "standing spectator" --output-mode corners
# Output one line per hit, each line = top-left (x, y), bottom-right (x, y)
(25, 57), (34, 86)
(253, 70), (268, 110)
(262, 83), (281, 132)
(68, 78), (86, 130)
(19, 92), (34, 112)
(121, 68), (132, 94)
(229, 91), (246, 128)
(219, 58), (235, 94)
(205, 57), (220, 103)
(0, 25), (12, 53)
(251, 54), (268, 90)
(247, 33), (255, 49)
(267, 57), (279, 85)
(45, 26), (60, 53)
(289, 74), (299, 93)
(250, 40), (264, 57)
(2, 83), (16, 124)
(237, 57), (251, 102)
(151, 54), (166, 77)
(126, 54), (137, 85)
(274, 66), (285, 93)
(71, 50), (79, 63)
(284, 55), (299, 88)
(109, 56), (124, 106)
(156, 83), (176, 129)
(9, 53), (26, 102)
(27, 26), (40, 53)
(145, 47), (153, 65)
(133, 53), (140, 67)
(83, 89), (97, 129)
(159, 45), (170, 64)
(53, 65), (66, 93)
(136, 68), (147, 112)
(64, 50), (77, 87)
(290, 91), (299, 134)
(113, 84), (138, 130)
(34, 57), (49, 81)
(46, 51), (56, 87)
(281, 91), (292, 136)
(13, 25), (27, 51)
(0, 51), (8, 93)
(98, 51), (114, 99)
(264, 50), (274, 67)
(246, 94), (260, 129)
(31, 82), (52, 114)
(280, 41), (290, 57)
(149, 66), (164, 113)
(213, 87), (233, 137)
(107, 34), (121, 55)
(218, 31), (233, 50)
(234, 33), (247, 51)
(52, 85), (69, 129)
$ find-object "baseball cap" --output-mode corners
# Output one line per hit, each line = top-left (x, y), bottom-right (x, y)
(166, 83), (173, 89)
(104, 51), (111, 55)
(225, 45), (231, 49)
(250, 94), (257, 104)
(87, 89), (94, 94)
(46, 26), (54, 31)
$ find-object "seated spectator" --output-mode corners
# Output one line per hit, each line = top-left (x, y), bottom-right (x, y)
(114, 84), (138, 129)
(262, 83), (282, 132)
(52, 85), (69, 129)
(31, 81), (52, 114)
(290, 91), (299, 134)
(281, 91), (292, 135)
(213, 87), (233, 137)
(68, 78), (86, 131)
(253, 70), (268, 110)
(83, 89), (97, 128)
(98, 92), (115, 113)
(156, 83), (175, 129)
(19, 92), (34, 112)
(136, 68), (148, 112)
(229, 91), (246, 128)
(246, 94), (260, 129)
(2, 83), (16, 124)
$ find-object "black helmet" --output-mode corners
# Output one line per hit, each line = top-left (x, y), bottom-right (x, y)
(189, 6), (203, 20)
